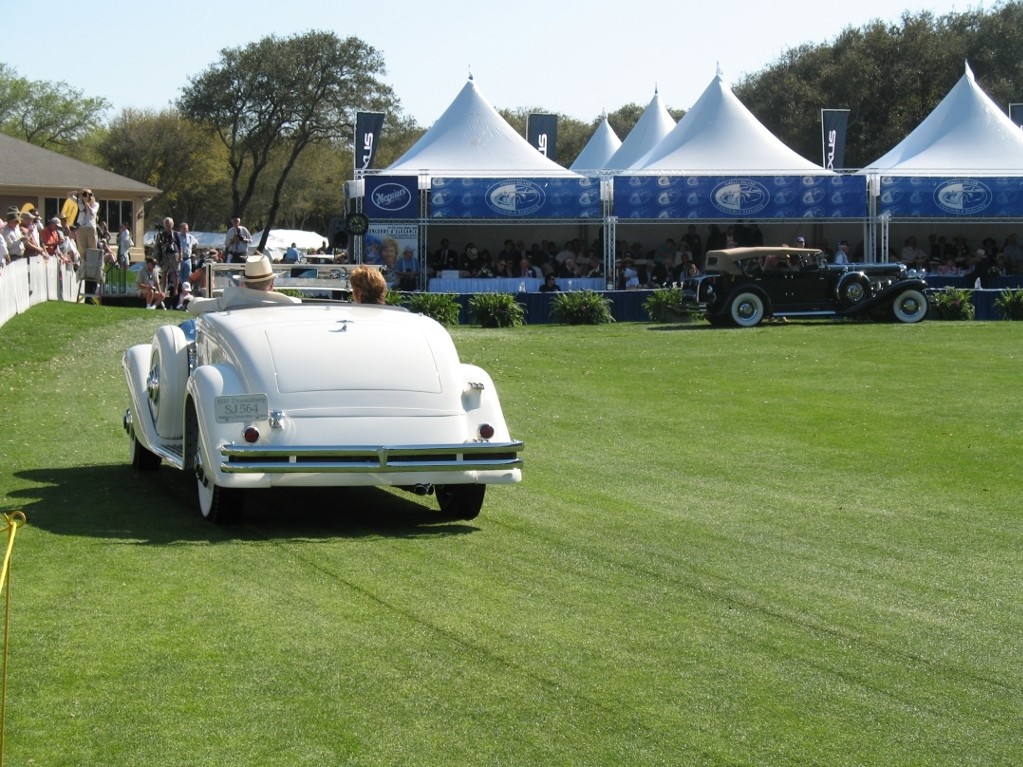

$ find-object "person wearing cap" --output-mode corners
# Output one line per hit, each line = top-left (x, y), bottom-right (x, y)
(834, 240), (850, 265)
(41, 217), (65, 258)
(136, 256), (168, 309)
(19, 211), (46, 260)
(2, 209), (26, 262)
(187, 253), (300, 315)
(793, 235), (806, 247)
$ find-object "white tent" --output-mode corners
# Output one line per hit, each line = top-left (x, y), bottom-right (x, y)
(632, 70), (826, 173)
(569, 116), (622, 172)
(602, 90), (676, 171)
(250, 229), (329, 261)
(384, 76), (573, 176)
(864, 62), (1023, 173)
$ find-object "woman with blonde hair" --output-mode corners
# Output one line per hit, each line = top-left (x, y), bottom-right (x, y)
(349, 265), (388, 304)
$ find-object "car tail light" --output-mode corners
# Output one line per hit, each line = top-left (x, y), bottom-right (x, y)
(243, 426), (260, 443)
(478, 423), (495, 440)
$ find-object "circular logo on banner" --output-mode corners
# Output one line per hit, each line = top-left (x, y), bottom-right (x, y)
(711, 179), (770, 216)
(486, 180), (546, 216)
(934, 178), (993, 216)
(370, 183), (414, 213)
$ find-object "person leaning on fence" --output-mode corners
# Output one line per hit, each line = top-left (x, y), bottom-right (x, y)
(187, 254), (300, 315)
(349, 265), (388, 304)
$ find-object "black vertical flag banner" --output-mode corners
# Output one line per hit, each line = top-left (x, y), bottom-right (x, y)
(1010, 103), (1023, 130)
(354, 112), (386, 172)
(821, 109), (850, 171)
(527, 113), (558, 163)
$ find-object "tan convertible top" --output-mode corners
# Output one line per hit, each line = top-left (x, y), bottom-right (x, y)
(704, 246), (823, 275)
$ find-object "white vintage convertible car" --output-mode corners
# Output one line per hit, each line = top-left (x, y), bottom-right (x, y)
(122, 271), (523, 523)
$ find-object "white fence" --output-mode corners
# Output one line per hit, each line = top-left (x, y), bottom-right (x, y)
(0, 259), (81, 328)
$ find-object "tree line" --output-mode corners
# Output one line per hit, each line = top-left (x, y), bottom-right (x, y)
(2, 3), (1020, 245)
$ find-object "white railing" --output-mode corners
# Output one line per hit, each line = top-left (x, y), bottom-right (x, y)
(0, 259), (81, 328)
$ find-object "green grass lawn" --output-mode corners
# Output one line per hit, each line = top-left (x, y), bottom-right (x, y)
(1, 303), (1020, 766)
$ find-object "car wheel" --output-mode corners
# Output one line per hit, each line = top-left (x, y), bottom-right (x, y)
(892, 288), (928, 323)
(148, 326), (189, 440)
(128, 423), (161, 471)
(195, 437), (242, 524)
(729, 291), (766, 327)
(837, 273), (871, 307)
(436, 485), (486, 520)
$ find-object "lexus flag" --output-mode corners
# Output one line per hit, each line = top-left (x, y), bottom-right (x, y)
(527, 113), (558, 163)
(821, 109), (850, 171)
(354, 112), (386, 171)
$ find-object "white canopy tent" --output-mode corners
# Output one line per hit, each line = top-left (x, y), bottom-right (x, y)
(569, 116), (623, 172)
(602, 90), (676, 171)
(250, 229), (330, 261)
(863, 62), (1023, 173)
(383, 76), (574, 177)
(632, 70), (827, 173)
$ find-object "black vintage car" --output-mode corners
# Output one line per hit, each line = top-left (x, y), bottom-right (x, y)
(680, 247), (929, 327)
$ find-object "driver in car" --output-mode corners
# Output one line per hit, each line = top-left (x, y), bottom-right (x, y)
(188, 254), (300, 315)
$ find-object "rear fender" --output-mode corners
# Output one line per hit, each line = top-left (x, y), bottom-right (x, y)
(459, 364), (514, 442)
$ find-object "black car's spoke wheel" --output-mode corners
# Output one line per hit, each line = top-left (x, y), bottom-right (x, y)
(729, 291), (766, 327)
(892, 288), (928, 323)
(436, 485), (486, 520)
(837, 273), (871, 307)
(195, 438), (243, 524)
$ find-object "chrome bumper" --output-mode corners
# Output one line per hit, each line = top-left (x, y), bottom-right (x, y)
(219, 441), (524, 474)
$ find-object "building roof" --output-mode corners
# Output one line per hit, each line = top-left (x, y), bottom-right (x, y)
(0, 132), (160, 195)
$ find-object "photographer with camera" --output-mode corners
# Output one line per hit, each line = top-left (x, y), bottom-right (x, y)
(225, 215), (252, 263)
(154, 216), (180, 295)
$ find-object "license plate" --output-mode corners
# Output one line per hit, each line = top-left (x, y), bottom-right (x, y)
(215, 394), (269, 423)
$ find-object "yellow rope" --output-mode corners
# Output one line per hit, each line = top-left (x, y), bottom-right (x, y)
(0, 511), (27, 767)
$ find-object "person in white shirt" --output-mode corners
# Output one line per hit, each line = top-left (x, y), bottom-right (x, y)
(117, 222), (134, 267)
(833, 240), (850, 265)
(188, 254), (300, 314)
(73, 189), (100, 256)
(224, 216), (252, 263)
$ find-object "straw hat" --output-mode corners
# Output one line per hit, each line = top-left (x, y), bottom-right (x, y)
(243, 254), (274, 282)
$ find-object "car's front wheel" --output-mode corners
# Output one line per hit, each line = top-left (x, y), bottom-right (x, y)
(729, 291), (766, 327)
(436, 485), (485, 520)
(195, 437), (243, 523)
(892, 288), (928, 323)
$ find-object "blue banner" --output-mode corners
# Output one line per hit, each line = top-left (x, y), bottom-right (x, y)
(354, 112), (385, 172)
(527, 114), (558, 163)
(612, 175), (867, 219)
(878, 176), (1023, 218)
(429, 177), (601, 219)
(363, 175), (419, 219)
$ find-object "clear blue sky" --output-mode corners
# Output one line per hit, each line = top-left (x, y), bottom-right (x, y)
(9, 0), (970, 126)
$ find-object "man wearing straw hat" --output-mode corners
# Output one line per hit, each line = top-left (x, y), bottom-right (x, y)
(188, 254), (299, 315)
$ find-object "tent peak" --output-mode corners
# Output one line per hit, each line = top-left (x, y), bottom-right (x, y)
(964, 60), (974, 80)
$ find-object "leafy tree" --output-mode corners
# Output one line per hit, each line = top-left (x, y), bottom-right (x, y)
(178, 30), (399, 251)
(97, 108), (230, 229)
(0, 63), (108, 151)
